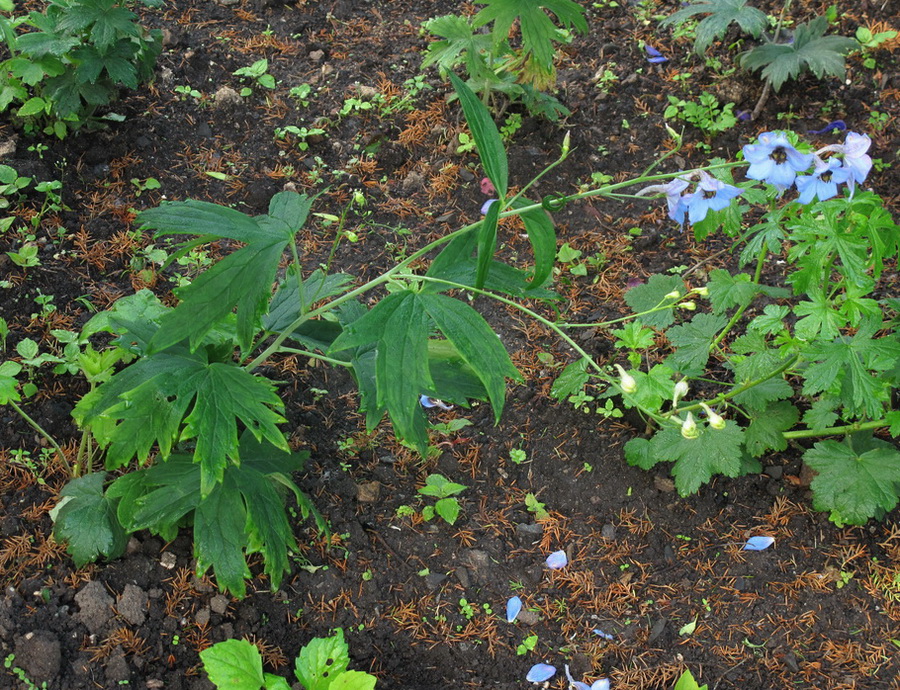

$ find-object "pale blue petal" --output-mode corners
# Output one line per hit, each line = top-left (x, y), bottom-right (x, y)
(593, 628), (614, 640)
(506, 596), (522, 623)
(592, 679), (611, 690)
(526, 663), (556, 682)
(743, 536), (775, 551)
(546, 550), (568, 569)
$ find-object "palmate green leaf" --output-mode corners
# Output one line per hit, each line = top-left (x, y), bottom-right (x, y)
(706, 270), (790, 314)
(331, 291), (519, 454)
(265, 267), (354, 333)
(660, 0), (767, 54)
(730, 350), (794, 410)
(744, 401), (799, 457)
(624, 437), (658, 470)
(550, 357), (590, 401)
(138, 193), (309, 353)
(793, 288), (847, 341)
(624, 274), (683, 329)
(295, 630), (351, 690)
(805, 436), (900, 525)
(803, 397), (840, 431)
(801, 319), (900, 419)
(200, 639), (265, 690)
(180, 363), (288, 495)
(450, 72), (508, 197)
(649, 422), (746, 496)
(56, 0), (140, 51)
(473, 0), (587, 71)
(665, 313), (728, 376)
(421, 15), (495, 81)
(739, 17), (857, 91)
(53, 472), (127, 567)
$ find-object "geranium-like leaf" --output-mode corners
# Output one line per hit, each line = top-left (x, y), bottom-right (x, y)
(744, 401), (799, 457)
(665, 313), (728, 376)
(660, 0), (767, 54)
(805, 436), (900, 526)
(53, 472), (127, 567)
(624, 274), (683, 329)
(649, 422), (746, 495)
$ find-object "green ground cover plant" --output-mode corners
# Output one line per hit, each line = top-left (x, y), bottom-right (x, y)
(0, 0), (162, 137)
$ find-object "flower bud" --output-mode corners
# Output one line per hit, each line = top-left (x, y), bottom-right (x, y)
(664, 290), (681, 300)
(561, 131), (571, 157)
(665, 124), (682, 144)
(352, 190), (366, 207)
(614, 364), (637, 394)
(680, 412), (699, 439)
(700, 403), (726, 429)
(680, 301), (697, 311)
(694, 286), (709, 297)
(673, 379), (689, 404)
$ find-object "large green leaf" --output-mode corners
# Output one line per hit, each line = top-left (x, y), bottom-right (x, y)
(420, 293), (521, 420)
(738, 17), (857, 91)
(473, 0), (587, 69)
(805, 436), (900, 526)
(649, 422), (746, 495)
(295, 630), (351, 690)
(624, 274), (683, 329)
(450, 71), (508, 198)
(138, 195), (309, 353)
(195, 474), (252, 598)
(665, 313), (728, 376)
(660, 0), (767, 54)
(179, 362), (288, 495)
(53, 472), (127, 567)
(200, 639), (265, 690)
(744, 401), (799, 457)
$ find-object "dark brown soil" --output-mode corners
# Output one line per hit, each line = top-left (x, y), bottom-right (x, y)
(1, 1), (900, 689)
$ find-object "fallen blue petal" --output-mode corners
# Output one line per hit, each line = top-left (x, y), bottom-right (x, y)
(591, 680), (611, 690)
(743, 536), (775, 551)
(481, 198), (497, 215)
(736, 110), (751, 121)
(593, 628), (614, 640)
(809, 120), (847, 135)
(506, 596), (523, 623)
(546, 550), (568, 569)
(645, 45), (668, 63)
(526, 663), (556, 683)
(419, 395), (453, 410)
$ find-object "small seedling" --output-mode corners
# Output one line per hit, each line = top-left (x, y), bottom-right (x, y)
(130, 177), (161, 197)
(517, 633), (538, 656)
(510, 448), (527, 465)
(418, 474), (466, 525)
(233, 58), (276, 96)
(525, 492), (549, 521)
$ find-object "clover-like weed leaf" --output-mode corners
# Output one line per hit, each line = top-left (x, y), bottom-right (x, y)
(295, 629), (351, 690)
(660, 0), (767, 55)
(200, 638), (265, 690)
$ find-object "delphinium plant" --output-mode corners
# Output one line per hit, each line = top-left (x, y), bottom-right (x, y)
(0, 64), (893, 598)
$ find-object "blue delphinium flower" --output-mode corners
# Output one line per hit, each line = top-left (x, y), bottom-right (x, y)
(679, 172), (742, 224)
(743, 131), (814, 187)
(816, 132), (872, 195)
(795, 157), (851, 204)
(635, 177), (690, 224)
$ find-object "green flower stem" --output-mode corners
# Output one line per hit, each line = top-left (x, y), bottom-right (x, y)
(709, 243), (769, 351)
(672, 353), (801, 418)
(782, 419), (888, 440)
(7, 398), (71, 477)
(555, 298), (682, 329)
(410, 275), (608, 378)
(247, 161), (746, 372)
(278, 347), (352, 367)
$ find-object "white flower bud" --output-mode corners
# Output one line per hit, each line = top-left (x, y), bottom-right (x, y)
(694, 286), (709, 297)
(664, 290), (681, 300)
(665, 124), (682, 143)
(680, 412), (699, 439)
(673, 379), (689, 404)
(561, 131), (571, 157)
(614, 364), (637, 394)
(680, 301), (697, 311)
(700, 403), (726, 429)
